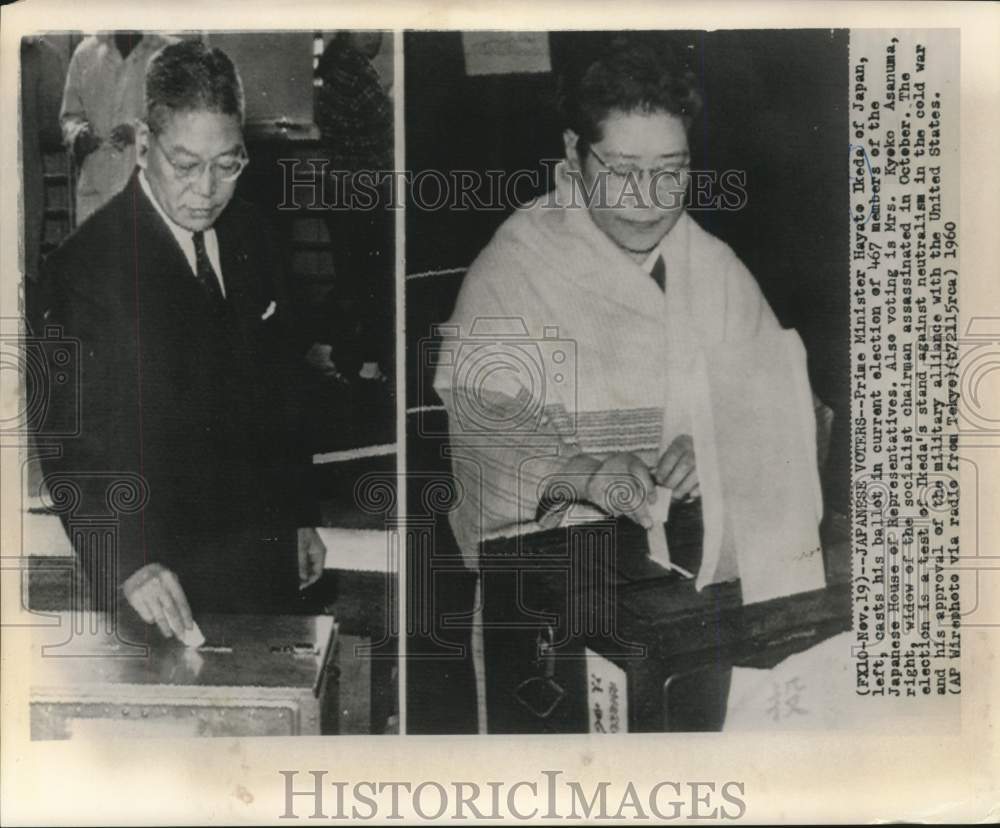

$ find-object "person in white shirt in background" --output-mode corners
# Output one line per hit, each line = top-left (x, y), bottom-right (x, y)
(60, 31), (176, 222)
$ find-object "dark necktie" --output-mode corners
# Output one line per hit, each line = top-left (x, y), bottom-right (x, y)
(650, 254), (666, 292)
(191, 230), (225, 306)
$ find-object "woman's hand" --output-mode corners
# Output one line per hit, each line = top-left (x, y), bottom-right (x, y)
(654, 434), (699, 502)
(584, 452), (658, 529)
(297, 527), (327, 589)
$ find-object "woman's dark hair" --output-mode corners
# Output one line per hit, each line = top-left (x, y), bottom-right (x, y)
(145, 39), (245, 133)
(559, 37), (702, 158)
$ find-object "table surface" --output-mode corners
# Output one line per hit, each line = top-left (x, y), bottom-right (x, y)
(480, 508), (852, 667)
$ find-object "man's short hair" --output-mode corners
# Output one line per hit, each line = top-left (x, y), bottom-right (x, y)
(145, 39), (245, 133)
(559, 38), (702, 156)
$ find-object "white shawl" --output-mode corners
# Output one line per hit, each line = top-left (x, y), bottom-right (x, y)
(435, 162), (823, 602)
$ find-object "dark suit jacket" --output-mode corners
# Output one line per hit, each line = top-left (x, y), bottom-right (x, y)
(43, 171), (312, 614)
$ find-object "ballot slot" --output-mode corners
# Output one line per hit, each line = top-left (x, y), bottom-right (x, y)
(269, 643), (322, 657)
(195, 644), (234, 654)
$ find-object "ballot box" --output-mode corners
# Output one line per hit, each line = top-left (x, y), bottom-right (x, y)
(22, 556), (390, 738)
(29, 612), (337, 740)
(479, 503), (851, 733)
(23, 553), (393, 736)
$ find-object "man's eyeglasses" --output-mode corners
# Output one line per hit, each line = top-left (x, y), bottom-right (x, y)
(587, 145), (690, 186)
(151, 132), (249, 184)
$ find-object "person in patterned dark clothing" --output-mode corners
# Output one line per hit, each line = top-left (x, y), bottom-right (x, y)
(310, 31), (395, 389)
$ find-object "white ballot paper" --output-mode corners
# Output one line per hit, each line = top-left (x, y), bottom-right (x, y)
(646, 486), (672, 569)
(180, 621), (206, 649)
(690, 329), (826, 603)
(647, 485), (681, 572)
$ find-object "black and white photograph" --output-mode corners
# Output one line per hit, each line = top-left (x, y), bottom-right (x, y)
(1, 2), (996, 825)
(404, 26), (972, 744)
(14, 30), (398, 738)
(406, 29), (854, 735)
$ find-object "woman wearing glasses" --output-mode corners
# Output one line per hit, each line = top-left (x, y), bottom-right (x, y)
(437, 41), (785, 561)
(432, 38), (831, 732)
(437, 33), (835, 578)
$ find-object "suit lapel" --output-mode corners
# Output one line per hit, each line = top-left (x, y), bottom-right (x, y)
(213, 208), (264, 374)
(126, 176), (265, 377)
(128, 174), (220, 327)
(214, 211), (258, 322)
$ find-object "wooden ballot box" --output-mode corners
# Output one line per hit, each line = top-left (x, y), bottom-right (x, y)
(479, 503), (851, 733)
(23, 554), (393, 737)
(29, 612), (337, 740)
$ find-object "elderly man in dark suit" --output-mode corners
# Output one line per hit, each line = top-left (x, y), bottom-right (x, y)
(44, 39), (326, 638)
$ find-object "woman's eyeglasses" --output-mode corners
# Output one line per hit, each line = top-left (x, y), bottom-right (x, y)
(587, 144), (690, 188)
